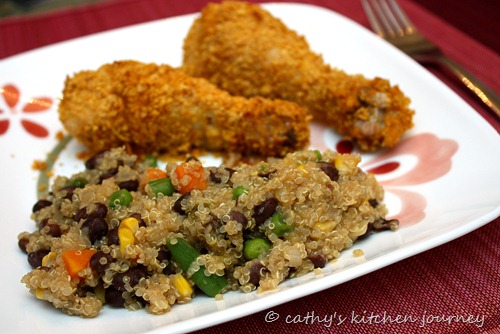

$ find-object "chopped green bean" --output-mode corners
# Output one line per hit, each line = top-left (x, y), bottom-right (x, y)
(314, 150), (323, 161)
(243, 238), (271, 260)
(167, 238), (227, 297)
(270, 212), (293, 237)
(148, 178), (175, 196)
(232, 186), (248, 200)
(144, 154), (158, 167)
(109, 189), (133, 209)
(65, 177), (88, 188)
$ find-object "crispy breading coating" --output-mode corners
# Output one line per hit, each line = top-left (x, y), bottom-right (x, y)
(59, 61), (310, 156)
(182, 1), (414, 151)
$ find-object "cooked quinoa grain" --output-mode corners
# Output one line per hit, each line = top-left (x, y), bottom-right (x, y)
(19, 147), (397, 317)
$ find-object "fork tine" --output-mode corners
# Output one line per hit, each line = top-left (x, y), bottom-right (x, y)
(362, 0), (400, 38)
(361, 0), (384, 37)
(361, 0), (385, 37)
(378, 0), (405, 37)
(387, 0), (416, 34)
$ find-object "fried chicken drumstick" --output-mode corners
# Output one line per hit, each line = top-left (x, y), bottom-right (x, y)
(182, 1), (414, 151)
(59, 60), (310, 156)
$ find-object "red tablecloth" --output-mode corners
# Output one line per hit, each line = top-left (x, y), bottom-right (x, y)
(1, 1), (499, 333)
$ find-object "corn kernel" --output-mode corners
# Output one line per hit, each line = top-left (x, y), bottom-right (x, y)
(314, 221), (336, 232)
(41, 251), (56, 266)
(334, 156), (341, 166)
(35, 288), (45, 300)
(353, 249), (365, 257)
(172, 273), (193, 298)
(297, 164), (308, 173)
(118, 228), (135, 256)
(119, 217), (139, 233)
(334, 156), (348, 171)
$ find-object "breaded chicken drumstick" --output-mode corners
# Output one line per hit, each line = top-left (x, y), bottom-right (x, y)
(59, 60), (310, 156)
(183, 1), (414, 151)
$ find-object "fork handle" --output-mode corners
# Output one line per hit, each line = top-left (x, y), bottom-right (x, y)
(433, 55), (500, 118)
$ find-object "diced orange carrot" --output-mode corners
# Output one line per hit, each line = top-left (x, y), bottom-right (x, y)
(140, 168), (167, 190)
(174, 162), (208, 194)
(61, 249), (97, 279)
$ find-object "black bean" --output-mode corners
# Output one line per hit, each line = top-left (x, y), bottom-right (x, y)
(193, 241), (209, 254)
(90, 251), (114, 274)
(98, 168), (118, 183)
(229, 211), (248, 227)
(258, 171), (273, 179)
(42, 224), (61, 238)
(18, 237), (29, 253)
(46, 224), (62, 237)
(357, 223), (374, 240)
(372, 218), (399, 231)
(107, 227), (119, 245)
(209, 170), (222, 184)
(27, 249), (50, 268)
(258, 167), (277, 179)
(173, 192), (190, 215)
(118, 179), (139, 192)
(38, 218), (49, 230)
(74, 203), (108, 222)
(85, 151), (105, 170)
(32, 199), (52, 213)
(252, 197), (278, 225)
(112, 266), (148, 292)
(317, 162), (339, 182)
(157, 250), (176, 275)
(309, 252), (327, 268)
(129, 213), (146, 228)
(286, 268), (296, 279)
(74, 207), (88, 222)
(156, 249), (169, 263)
(105, 286), (125, 307)
(82, 217), (109, 244)
(248, 262), (267, 286)
(90, 204), (108, 219)
(60, 186), (75, 200)
(225, 167), (235, 179)
(358, 219), (399, 240)
(128, 266), (149, 285)
(92, 203), (108, 219)
(209, 167), (235, 184)
(111, 272), (127, 292)
(163, 263), (176, 275)
(75, 286), (94, 298)
(136, 296), (147, 307)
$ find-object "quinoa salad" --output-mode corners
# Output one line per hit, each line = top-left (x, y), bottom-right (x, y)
(18, 147), (398, 317)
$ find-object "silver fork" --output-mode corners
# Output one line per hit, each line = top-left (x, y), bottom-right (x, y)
(362, 0), (500, 118)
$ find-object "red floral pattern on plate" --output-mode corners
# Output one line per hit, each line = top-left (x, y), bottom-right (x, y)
(311, 122), (459, 227)
(361, 133), (458, 226)
(0, 83), (52, 137)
